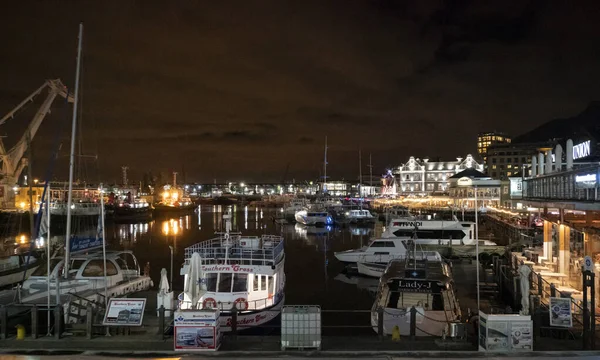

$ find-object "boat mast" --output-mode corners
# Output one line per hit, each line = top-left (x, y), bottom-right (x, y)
(64, 23), (83, 278)
(323, 136), (328, 196)
(46, 183), (51, 336)
(358, 148), (362, 204)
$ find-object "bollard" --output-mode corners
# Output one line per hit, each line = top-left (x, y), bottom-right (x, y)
(54, 305), (62, 340)
(377, 307), (384, 341)
(231, 306), (238, 341)
(409, 307), (417, 340)
(158, 305), (165, 339)
(86, 304), (93, 339)
(1, 306), (7, 340)
(16, 324), (25, 340)
(537, 273), (543, 296)
(31, 305), (38, 339)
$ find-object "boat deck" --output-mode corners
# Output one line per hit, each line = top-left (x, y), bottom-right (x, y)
(184, 234), (284, 267)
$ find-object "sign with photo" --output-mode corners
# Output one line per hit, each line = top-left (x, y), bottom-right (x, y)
(549, 297), (572, 327)
(174, 310), (221, 351)
(103, 298), (146, 326)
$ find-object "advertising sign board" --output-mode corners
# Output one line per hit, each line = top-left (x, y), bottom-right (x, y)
(103, 298), (146, 326)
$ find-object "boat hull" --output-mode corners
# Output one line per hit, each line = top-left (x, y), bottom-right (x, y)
(371, 307), (453, 336)
(219, 294), (285, 332)
(356, 262), (385, 277)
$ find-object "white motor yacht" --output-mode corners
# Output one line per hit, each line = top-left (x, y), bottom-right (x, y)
(334, 238), (440, 264)
(383, 218), (497, 246)
(295, 210), (333, 226)
(0, 253), (40, 289)
(5, 250), (152, 323)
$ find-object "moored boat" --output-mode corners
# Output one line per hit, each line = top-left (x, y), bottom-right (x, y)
(370, 257), (460, 336)
(178, 213), (285, 331)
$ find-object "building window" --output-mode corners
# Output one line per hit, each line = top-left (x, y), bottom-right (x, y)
(492, 172), (497, 178)
(507, 172), (512, 177)
(492, 165), (497, 169)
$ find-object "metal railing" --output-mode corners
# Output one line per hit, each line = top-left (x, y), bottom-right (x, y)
(184, 234), (284, 267)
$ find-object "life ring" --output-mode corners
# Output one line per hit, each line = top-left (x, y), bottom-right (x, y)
(234, 298), (248, 311)
(202, 297), (217, 309)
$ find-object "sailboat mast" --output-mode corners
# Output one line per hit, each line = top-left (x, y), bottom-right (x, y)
(64, 23), (84, 278)
(358, 148), (362, 199)
(323, 136), (327, 195)
(369, 153), (373, 187)
(46, 184), (51, 336)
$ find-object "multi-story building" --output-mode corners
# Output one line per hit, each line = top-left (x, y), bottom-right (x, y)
(485, 142), (548, 180)
(392, 154), (484, 196)
(477, 132), (511, 163)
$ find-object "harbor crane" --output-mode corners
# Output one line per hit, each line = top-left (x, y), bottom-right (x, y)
(0, 79), (73, 209)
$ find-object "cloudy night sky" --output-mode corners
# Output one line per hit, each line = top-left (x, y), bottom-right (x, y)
(1, 1), (600, 183)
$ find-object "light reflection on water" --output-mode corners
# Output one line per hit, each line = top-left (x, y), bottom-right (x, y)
(105, 206), (376, 310)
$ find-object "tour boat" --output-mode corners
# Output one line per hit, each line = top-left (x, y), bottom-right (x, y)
(383, 218), (497, 246)
(178, 214), (285, 331)
(334, 238), (440, 264)
(113, 200), (152, 222)
(370, 258), (461, 336)
(0, 253), (40, 289)
(294, 210), (333, 226)
(7, 250), (152, 323)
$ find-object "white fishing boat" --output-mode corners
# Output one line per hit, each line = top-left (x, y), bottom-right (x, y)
(282, 198), (309, 220)
(370, 258), (460, 336)
(334, 238), (440, 264)
(178, 213), (285, 331)
(383, 218), (497, 246)
(294, 210), (333, 226)
(0, 254), (40, 289)
(344, 209), (376, 225)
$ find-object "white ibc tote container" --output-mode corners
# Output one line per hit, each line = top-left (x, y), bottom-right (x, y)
(281, 305), (321, 350)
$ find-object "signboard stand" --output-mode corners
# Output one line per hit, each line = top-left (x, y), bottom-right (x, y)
(103, 298), (146, 326)
(174, 309), (221, 352)
(479, 312), (533, 352)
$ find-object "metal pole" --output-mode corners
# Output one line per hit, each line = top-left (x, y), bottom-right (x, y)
(64, 23), (84, 278)
(475, 185), (480, 314)
(46, 185), (51, 336)
(169, 245), (174, 291)
(99, 184), (110, 337)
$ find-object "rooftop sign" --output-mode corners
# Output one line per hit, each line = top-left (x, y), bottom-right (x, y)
(573, 140), (591, 160)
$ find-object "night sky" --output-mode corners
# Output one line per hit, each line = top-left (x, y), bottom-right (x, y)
(2, 1), (600, 183)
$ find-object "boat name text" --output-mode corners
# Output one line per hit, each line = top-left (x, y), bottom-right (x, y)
(201, 264), (254, 273)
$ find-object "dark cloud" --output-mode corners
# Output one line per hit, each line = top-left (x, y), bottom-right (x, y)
(1, 1), (600, 181)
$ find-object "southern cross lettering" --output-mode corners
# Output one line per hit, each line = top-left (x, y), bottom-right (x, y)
(202, 264), (253, 272)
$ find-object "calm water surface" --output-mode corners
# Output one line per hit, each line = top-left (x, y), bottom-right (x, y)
(106, 205), (376, 311)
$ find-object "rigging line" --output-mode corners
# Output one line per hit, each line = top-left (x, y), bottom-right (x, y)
(21, 89), (71, 282)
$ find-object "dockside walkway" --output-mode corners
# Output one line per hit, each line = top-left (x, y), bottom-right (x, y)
(1, 334), (599, 358)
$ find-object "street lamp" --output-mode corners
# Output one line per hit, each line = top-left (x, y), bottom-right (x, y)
(474, 184), (480, 315)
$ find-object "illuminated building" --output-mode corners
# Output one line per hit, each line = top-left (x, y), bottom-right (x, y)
(477, 132), (511, 164)
(392, 154), (484, 196)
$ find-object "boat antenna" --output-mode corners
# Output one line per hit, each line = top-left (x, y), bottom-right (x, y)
(64, 23), (84, 278)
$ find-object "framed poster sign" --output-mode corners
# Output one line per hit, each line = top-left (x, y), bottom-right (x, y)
(103, 298), (146, 326)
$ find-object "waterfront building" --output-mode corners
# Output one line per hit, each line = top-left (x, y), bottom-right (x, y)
(392, 154), (484, 196)
(486, 142), (541, 180)
(448, 168), (501, 209)
(477, 131), (511, 163)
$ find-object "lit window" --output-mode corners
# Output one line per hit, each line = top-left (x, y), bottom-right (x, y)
(507, 172), (512, 177)
(492, 165), (497, 169)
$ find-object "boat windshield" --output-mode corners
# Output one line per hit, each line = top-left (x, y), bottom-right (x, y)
(205, 273), (248, 293)
(32, 258), (62, 276)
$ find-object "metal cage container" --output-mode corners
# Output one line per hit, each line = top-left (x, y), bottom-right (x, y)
(281, 305), (321, 350)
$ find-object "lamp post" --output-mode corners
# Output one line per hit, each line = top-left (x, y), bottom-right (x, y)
(169, 245), (174, 289)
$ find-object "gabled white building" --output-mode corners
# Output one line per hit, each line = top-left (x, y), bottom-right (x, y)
(392, 154), (484, 195)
